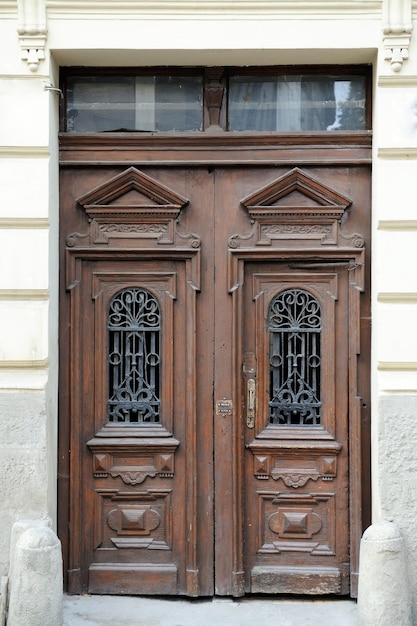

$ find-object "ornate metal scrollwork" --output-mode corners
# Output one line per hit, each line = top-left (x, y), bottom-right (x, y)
(268, 289), (322, 426)
(107, 287), (161, 424)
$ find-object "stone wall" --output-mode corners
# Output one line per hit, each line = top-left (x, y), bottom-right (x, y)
(0, 393), (48, 576)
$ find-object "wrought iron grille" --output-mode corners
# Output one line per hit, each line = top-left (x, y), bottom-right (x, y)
(107, 287), (161, 423)
(268, 289), (322, 426)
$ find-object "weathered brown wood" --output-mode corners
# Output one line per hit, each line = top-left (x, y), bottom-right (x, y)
(250, 566), (344, 595)
(59, 137), (371, 598)
(89, 563), (178, 595)
(59, 132), (372, 166)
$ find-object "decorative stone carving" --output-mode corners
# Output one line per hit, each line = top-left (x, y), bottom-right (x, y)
(383, 0), (412, 72)
(17, 0), (47, 72)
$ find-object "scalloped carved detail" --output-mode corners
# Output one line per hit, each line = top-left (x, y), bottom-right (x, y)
(251, 446), (340, 487)
(89, 441), (178, 483)
(273, 474), (320, 489)
(67, 167), (201, 248)
(230, 168), (354, 249)
(110, 470), (158, 485)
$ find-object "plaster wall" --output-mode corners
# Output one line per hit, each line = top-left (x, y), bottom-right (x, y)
(0, 2), (56, 581)
(1, 0), (417, 615)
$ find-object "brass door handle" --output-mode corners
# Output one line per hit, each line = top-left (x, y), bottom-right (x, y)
(247, 378), (255, 429)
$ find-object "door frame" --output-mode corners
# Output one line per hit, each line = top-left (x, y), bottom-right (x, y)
(58, 131), (371, 597)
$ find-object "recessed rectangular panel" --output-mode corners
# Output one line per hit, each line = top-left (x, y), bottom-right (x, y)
(251, 566), (342, 595)
(89, 563), (178, 595)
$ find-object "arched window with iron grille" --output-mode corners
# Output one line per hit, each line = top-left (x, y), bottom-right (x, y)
(107, 287), (161, 424)
(268, 289), (322, 426)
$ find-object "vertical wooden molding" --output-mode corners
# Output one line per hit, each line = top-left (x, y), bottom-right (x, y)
(205, 67), (225, 132)
(185, 259), (200, 596)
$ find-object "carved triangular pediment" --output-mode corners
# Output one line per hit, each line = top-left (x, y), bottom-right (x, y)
(229, 168), (354, 249)
(76, 167), (189, 220)
(68, 167), (198, 248)
(241, 167), (352, 220)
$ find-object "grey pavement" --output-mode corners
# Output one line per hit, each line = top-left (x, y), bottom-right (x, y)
(63, 595), (360, 626)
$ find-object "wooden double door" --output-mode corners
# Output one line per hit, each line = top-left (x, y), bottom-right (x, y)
(59, 133), (371, 598)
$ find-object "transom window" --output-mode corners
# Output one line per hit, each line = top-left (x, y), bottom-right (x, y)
(61, 66), (370, 133)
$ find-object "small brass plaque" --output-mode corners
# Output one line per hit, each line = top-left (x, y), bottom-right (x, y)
(216, 399), (233, 416)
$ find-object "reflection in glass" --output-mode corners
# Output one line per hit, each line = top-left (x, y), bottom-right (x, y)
(228, 75), (366, 131)
(66, 75), (203, 132)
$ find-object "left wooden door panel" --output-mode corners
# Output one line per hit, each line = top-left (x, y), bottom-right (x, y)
(67, 257), (188, 594)
(59, 164), (211, 596)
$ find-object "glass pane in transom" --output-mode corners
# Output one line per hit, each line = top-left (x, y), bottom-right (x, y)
(228, 75), (366, 131)
(66, 75), (203, 132)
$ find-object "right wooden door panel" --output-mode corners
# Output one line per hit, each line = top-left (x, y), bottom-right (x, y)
(59, 135), (371, 598)
(242, 261), (351, 594)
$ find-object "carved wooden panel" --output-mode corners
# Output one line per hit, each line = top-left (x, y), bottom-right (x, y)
(252, 449), (340, 486)
(90, 447), (178, 483)
(241, 257), (353, 596)
(95, 488), (172, 551)
(60, 164), (203, 596)
(231, 167), (354, 249)
(257, 491), (336, 556)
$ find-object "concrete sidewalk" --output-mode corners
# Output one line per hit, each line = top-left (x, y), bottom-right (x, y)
(63, 595), (360, 626)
